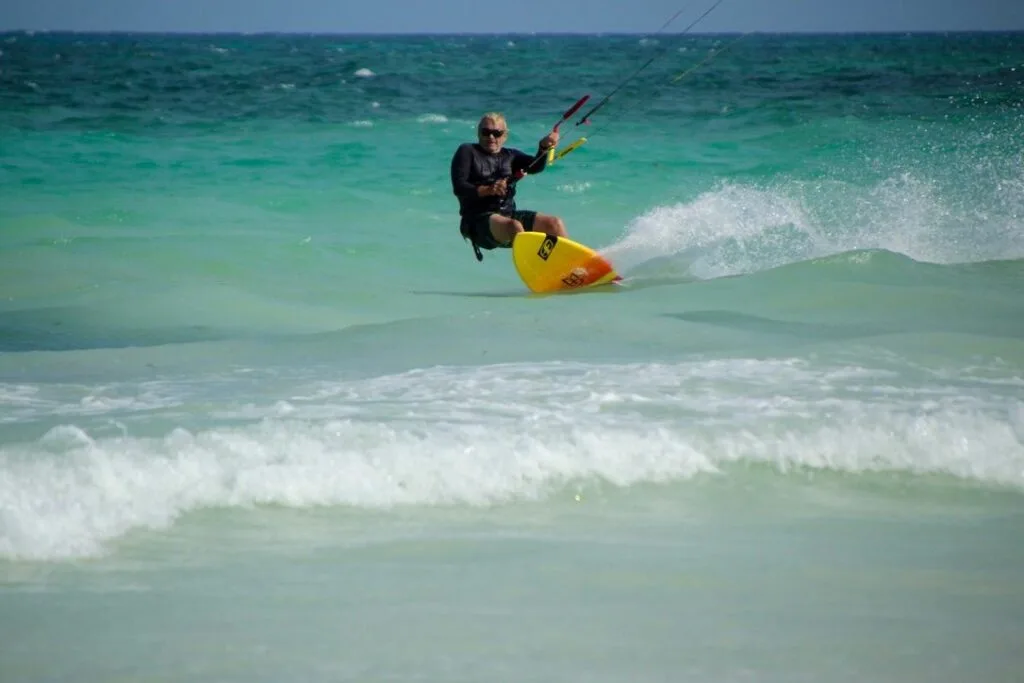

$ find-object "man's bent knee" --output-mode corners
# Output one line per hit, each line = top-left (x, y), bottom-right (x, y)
(490, 217), (524, 246)
(552, 217), (567, 237)
(536, 214), (567, 237)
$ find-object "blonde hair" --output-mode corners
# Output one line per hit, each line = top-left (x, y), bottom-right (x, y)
(478, 112), (507, 131)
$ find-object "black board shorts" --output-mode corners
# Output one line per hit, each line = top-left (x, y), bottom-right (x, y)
(460, 210), (538, 250)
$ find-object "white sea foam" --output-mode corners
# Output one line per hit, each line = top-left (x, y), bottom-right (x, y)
(354, 68), (375, 78)
(602, 184), (818, 277)
(2, 359), (1021, 561)
(602, 171), (1024, 279)
(0, 382), (184, 425)
(557, 181), (592, 194)
(418, 113), (449, 124)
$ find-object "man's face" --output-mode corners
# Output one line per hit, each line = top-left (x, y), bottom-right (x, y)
(477, 117), (507, 153)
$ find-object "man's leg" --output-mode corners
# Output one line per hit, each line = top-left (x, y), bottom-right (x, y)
(488, 210), (569, 247)
(531, 213), (568, 238)
(487, 213), (526, 246)
(504, 210), (568, 240)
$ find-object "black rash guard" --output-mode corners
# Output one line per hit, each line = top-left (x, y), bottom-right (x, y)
(450, 142), (549, 217)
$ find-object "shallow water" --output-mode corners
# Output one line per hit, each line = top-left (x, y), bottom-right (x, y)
(2, 29), (1023, 682)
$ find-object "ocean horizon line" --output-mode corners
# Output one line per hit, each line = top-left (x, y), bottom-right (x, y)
(2, 28), (1022, 38)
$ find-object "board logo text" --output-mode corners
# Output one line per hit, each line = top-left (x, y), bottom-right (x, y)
(561, 268), (588, 288)
(537, 235), (558, 260)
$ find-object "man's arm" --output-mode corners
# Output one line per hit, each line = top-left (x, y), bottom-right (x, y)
(512, 131), (559, 177)
(511, 147), (549, 177)
(450, 144), (479, 199)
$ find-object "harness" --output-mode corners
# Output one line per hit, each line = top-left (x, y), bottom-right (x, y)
(469, 238), (484, 262)
(461, 174), (524, 263)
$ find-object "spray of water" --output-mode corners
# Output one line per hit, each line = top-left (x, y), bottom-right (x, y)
(601, 169), (1024, 281)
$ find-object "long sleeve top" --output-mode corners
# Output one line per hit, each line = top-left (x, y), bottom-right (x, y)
(449, 142), (549, 216)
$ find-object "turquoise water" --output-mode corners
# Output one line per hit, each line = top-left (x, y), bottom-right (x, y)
(2, 29), (1023, 682)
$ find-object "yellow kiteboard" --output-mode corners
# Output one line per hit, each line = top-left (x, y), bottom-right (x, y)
(511, 232), (621, 294)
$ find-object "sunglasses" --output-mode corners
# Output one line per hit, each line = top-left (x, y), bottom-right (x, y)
(478, 127), (506, 138)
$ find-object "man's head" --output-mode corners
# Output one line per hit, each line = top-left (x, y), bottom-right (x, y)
(477, 112), (508, 153)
